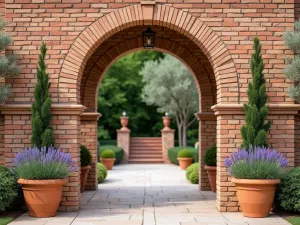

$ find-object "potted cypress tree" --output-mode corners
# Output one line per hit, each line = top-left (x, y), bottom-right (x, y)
(204, 144), (216, 192)
(80, 145), (92, 193)
(177, 149), (193, 170)
(31, 42), (55, 148)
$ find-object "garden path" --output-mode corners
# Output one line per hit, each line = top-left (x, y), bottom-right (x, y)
(9, 164), (290, 225)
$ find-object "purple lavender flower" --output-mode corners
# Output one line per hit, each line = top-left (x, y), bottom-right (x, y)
(224, 146), (289, 179)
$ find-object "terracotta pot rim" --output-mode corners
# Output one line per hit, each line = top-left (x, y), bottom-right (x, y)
(18, 178), (68, 185)
(231, 177), (281, 185)
(81, 165), (91, 170)
(204, 165), (216, 170)
(177, 157), (193, 160)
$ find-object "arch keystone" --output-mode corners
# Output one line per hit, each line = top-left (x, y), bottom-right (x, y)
(141, 1), (155, 24)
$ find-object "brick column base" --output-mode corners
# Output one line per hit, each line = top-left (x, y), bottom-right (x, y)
(80, 112), (101, 191)
(117, 129), (130, 163)
(196, 112), (217, 191)
(161, 129), (175, 164)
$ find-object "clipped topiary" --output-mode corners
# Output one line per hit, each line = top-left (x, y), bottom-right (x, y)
(204, 144), (216, 166)
(189, 170), (199, 184)
(80, 145), (92, 167)
(0, 165), (18, 211)
(97, 163), (107, 184)
(277, 167), (300, 212)
(101, 150), (116, 159)
(98, 145), (124, 164)
(186, 163), (198, 180)
(168, 146), (198, 165)
(177, 149), (193, 158)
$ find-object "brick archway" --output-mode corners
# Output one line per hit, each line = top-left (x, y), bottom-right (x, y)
(58, 3), (239, 106)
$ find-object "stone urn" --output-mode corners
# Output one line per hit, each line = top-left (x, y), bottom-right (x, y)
(120, 116), (129, 131)
(162, 116), (171, 130)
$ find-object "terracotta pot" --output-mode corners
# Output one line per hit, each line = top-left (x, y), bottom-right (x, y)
(162, 116), (171, 130)
(101, 158), (116, 170)
(177, 157), (193, 170)
(80, 165), (91, 193)
(120, 116), (129, 130)
(18, 178), (67, 218)
(232, 178), (280, 218)
(204, 165), (216, 192)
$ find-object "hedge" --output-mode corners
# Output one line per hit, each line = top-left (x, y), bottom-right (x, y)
(98, 145), (124, 164)
(168, 146), (198, 165)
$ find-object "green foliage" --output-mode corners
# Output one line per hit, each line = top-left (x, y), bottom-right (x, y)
(0, 217), (14, 225)
(80, 145), (92, 167)
(241, 37), (271, 150)
(0, 20), (20, 104)
(177, 149), (193, 158)
(283, 20), (300, 102)
(186, 163), (199, 184)
(277, 167), (300, 212)
(97, 163), (107, 183)
(140, 54), (199, 146)
(168, 147), (198, 165)
(285, 217), (300, 225)
(14, 162), (70, 180)
(231, 160), (285, 179)
(31, 42), (54, 148)
(101, 149), (115, 159)
(98, 145), (123, 164)
(204, 144), (217, 166)
(0, 166), (18, 211)
(98, 51), (165, 139)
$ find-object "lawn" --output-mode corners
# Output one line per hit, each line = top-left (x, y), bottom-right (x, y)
(285, 217), (300, 225)
(0, 217), (13, 225)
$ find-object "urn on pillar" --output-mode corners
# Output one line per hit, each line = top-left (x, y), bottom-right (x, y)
(120, 111), (129, 131)
(162, 112), (171, 130)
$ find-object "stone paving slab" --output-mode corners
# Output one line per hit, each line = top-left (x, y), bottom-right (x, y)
(8, 164), (290, 225)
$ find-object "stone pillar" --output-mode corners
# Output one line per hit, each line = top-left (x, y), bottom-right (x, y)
(117, 115), (130, 163)
(80, 112), (101, 191)
(195, 112), (216, 191)
(161, 115), (174, 164)
(212, 104), (299, 212)
(1, 104), (85, 212)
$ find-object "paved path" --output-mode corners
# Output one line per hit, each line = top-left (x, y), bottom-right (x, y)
(9, 164), (290, 225)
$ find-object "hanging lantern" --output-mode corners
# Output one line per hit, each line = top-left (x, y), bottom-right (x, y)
(142, 25), (155, 49)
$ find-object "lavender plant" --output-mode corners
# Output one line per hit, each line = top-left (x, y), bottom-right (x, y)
(224, 146), (288, 179)
(13, 146), (77, 180)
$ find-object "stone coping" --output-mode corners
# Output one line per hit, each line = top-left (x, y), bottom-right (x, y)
(211, 104), (300, 115)
(195, 112), (216, 120)
(0, 104), (86, 115)
(81, 112), (102, 121)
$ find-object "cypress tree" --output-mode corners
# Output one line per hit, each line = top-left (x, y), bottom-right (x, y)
(241, 37), (271, 150)
(0, 20), (20, 104)
(31, 42), (55, 148)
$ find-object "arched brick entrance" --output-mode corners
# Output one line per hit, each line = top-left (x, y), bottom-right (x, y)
(1, 0), (298, 213)
(58, 2), (240, 212)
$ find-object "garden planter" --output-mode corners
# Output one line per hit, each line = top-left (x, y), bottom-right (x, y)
(18, 178), (67, 218)
(177, 157), (193, 170)
(204, 165), (216, 192)
(232, 178), (280, 218)
(80, 165), (91, 193)
(101, 158), (115, 170)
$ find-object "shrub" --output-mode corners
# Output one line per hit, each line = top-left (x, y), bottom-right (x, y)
(13, 146), (77, 180)
(178, 149), (193, 158)
(277, 167), (300, 212)
(168, 147), (198, 165)
(204, 144), (216, 166)
(0, 166), (18, 211)
(97, 163), (107, 183)
(101, 149), (115, 159)
(98, 145), (124, 164)
(224, 146), (288, 179)
(186, 163), (199, 184)
(80, 145), (92, 167)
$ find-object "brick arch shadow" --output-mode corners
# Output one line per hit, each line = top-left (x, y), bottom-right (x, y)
(58, 3), (240, 105)
(82, 37), (215, 112)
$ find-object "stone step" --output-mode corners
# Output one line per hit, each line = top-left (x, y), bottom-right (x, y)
(128, 158), (164, 164)
(130, 150), (162, 154)
(130, 154), (163, 159)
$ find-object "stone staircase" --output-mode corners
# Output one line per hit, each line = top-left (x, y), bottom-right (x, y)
(129, 137), (164, 163)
